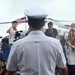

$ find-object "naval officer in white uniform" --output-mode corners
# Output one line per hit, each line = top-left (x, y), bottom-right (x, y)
(6, 7), (68, 75)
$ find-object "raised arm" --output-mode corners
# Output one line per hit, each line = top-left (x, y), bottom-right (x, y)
(6, 27), (12, 33)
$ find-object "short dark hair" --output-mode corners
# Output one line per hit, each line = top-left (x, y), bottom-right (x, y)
(12, 21), (18, 24)
(1, 38), (9, 44)
(48, 22), (53, 26)
(28, 17), (45, 30)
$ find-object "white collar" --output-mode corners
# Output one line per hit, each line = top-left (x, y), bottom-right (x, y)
(28, 30), (45, 36)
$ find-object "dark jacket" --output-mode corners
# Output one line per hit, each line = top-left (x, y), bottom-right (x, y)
(45, 28), (58, 38)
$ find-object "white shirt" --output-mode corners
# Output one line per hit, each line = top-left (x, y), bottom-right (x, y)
(6, 30), (66, 75)
(65, 46), (75, 65)
(9, 28), (16, 44)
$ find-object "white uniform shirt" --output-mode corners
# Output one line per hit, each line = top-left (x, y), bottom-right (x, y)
(9, 28), (16, 44)
(6, 31), (66, 75)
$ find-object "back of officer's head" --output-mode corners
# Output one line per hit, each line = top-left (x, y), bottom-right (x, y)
(28, 17), (45, 29)
(24, 7), (48, 30)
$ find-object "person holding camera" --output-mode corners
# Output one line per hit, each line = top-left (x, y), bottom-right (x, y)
(6, 21), (18, 45)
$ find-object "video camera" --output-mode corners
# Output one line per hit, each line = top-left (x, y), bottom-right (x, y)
(15, 30), (23, 41)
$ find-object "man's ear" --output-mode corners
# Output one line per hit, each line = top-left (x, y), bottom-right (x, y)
(42, 21), (45, 26)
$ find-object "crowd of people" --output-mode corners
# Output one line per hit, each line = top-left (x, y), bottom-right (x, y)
(0, 7), (75, 75)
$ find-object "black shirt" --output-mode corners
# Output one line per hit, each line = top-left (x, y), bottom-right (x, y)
(45, 28), (58, 38)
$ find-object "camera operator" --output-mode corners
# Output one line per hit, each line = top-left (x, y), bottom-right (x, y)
(6, 21), (18, 45)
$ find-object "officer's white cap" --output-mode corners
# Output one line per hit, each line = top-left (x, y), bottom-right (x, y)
(24, 7), (48, 19)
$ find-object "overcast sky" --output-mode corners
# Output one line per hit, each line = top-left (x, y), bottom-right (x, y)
(0, 0), (75, 37)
